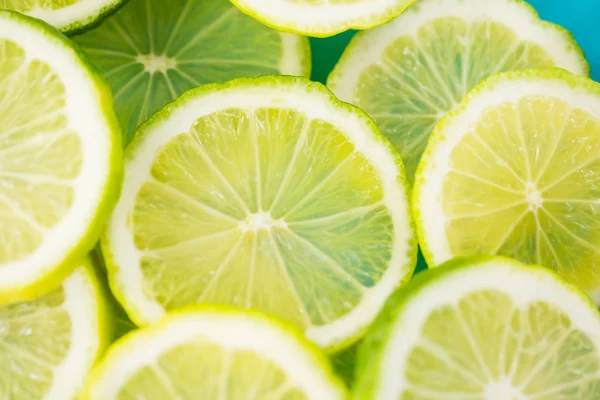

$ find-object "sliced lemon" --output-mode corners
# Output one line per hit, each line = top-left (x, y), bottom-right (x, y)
(230, 0), (416, 38)
(414, 69), (600, 303)
(1, 257), (112, 399)
(354, 256), (600, 400)
(0, 11), (122, 304)
(0, 0), (126, 34)
(82, 307), (346, 399)
(73, 0), (311, 143)
(328, 0), (589, 182)
(102, 76), (416, 351)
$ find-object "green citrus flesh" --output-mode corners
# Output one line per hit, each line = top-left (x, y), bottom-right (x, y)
(103, 76), (416, 351)
(414, 69), (600, 302)
(354, 257), (600, 400)
(82, 308), (346, 399)
(73, 0), (311, 144)
(1, 259), (110, 400)
(0, 11), (122, 304)
(0, 0), (126, 34)
(328, 0), (589, 183)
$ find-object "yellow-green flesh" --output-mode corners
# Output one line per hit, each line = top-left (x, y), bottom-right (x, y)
(352, 17), (557, 182)
(74, 0), (301, 143)
(442, 96), (600, 294)
(0, 39), (81, 263)
(0, 286), (71, 399)
(133, 107), (394, 330)
(117, 339), (308, 399)
(405, 290), (600, 399)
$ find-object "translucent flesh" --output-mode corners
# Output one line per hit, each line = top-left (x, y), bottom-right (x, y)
(443, 96), (600, 294)
(0, 0), (79, 11)
(403, 290), (600, 399)
(0, 39), (82, 263)
(132, 107), (394, 330)
(116, 338), (308, 399)
(74, 0), (292, 143)
(0, 286), (71, 399)
(352, 17), (555, 182)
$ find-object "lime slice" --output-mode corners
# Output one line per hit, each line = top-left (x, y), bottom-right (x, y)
(229, 0), (416, 38)
(414, 69), (600, 303)
(0, 0), (125, 34)
(82, 307), (346, 399)
(101, 76), (416, 351)
(328, 0), (589, 182)
(73, 0), (311, 144)
(331, 343), (357, 388)
(354, 256), (600, 400)
(0, 11), (122, 304)
(1, 257), (112, 400)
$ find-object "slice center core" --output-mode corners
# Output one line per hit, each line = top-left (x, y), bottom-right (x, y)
(485, 381), (525, 400)
(525, 182), (542, 210)
(239, 212), (286, 231)
(136, 53), (177, 74)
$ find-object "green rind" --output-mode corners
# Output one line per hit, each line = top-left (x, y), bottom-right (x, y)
(328, 0), (590, 88)
(413, 68), (600, 269)
(229, 0), (417, 38)
(352, 255), (600, 399)
(0, 10), (123, 305)
(80, 305), (348, 399)
(101, 75), (417, 352)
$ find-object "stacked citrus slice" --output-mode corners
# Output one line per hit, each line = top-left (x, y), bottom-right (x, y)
(230, 0), (417, 38)
(73, 0), (311, 143)
(328, 0), (589, 182)
(414, 69), (600, 304)
(0, 10), (121, 304)
(0, 0), (126, 33)
(354, 257), (600, 399)
(82, 308), (346, 399)
(1, 258), (111, 399)
(102, 76), (417, 351)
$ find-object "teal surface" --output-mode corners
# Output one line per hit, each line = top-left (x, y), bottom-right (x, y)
(308, 0), (600, 274)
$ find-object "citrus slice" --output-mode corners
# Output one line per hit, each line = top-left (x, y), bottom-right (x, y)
(328, 0), (589, 182)
(353, 256), (600, 400)
(82, 307), (346, 399)
(0, 0), (125, 34)
(1, 257), (112, 400)
(229, 0), (416, 38)
(414, 69), (600, 303)
(101, 76), (416, 351)
(73, 0), (311, 144)
(0, 11), (122, 304)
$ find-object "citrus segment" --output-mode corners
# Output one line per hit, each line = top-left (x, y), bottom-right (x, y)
(353, 257), (600, 399)
(103, 76), (416, 350)
(414, 69), (600, 302)
(82, 308), (346, 399)
(328, 0), (589, 182)
(73, 0), (311, 143)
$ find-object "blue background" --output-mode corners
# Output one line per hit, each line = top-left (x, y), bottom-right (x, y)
(309, 0), (600, 84)
(308, 0), (600, 273)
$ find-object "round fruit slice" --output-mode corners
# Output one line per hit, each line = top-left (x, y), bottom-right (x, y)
(73, 0), (311, 144)
(354, 256), (600, 400)
(0, 0), (126, 34)
(1, 257), (112, 400)
(102, 76), (416, 351)
(0, 11), (122, 304)
(229, 0), (416, 38)
(414, 69), (600, 304)
(82, 307), (346, 399)
(328, 0), (589, 182)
